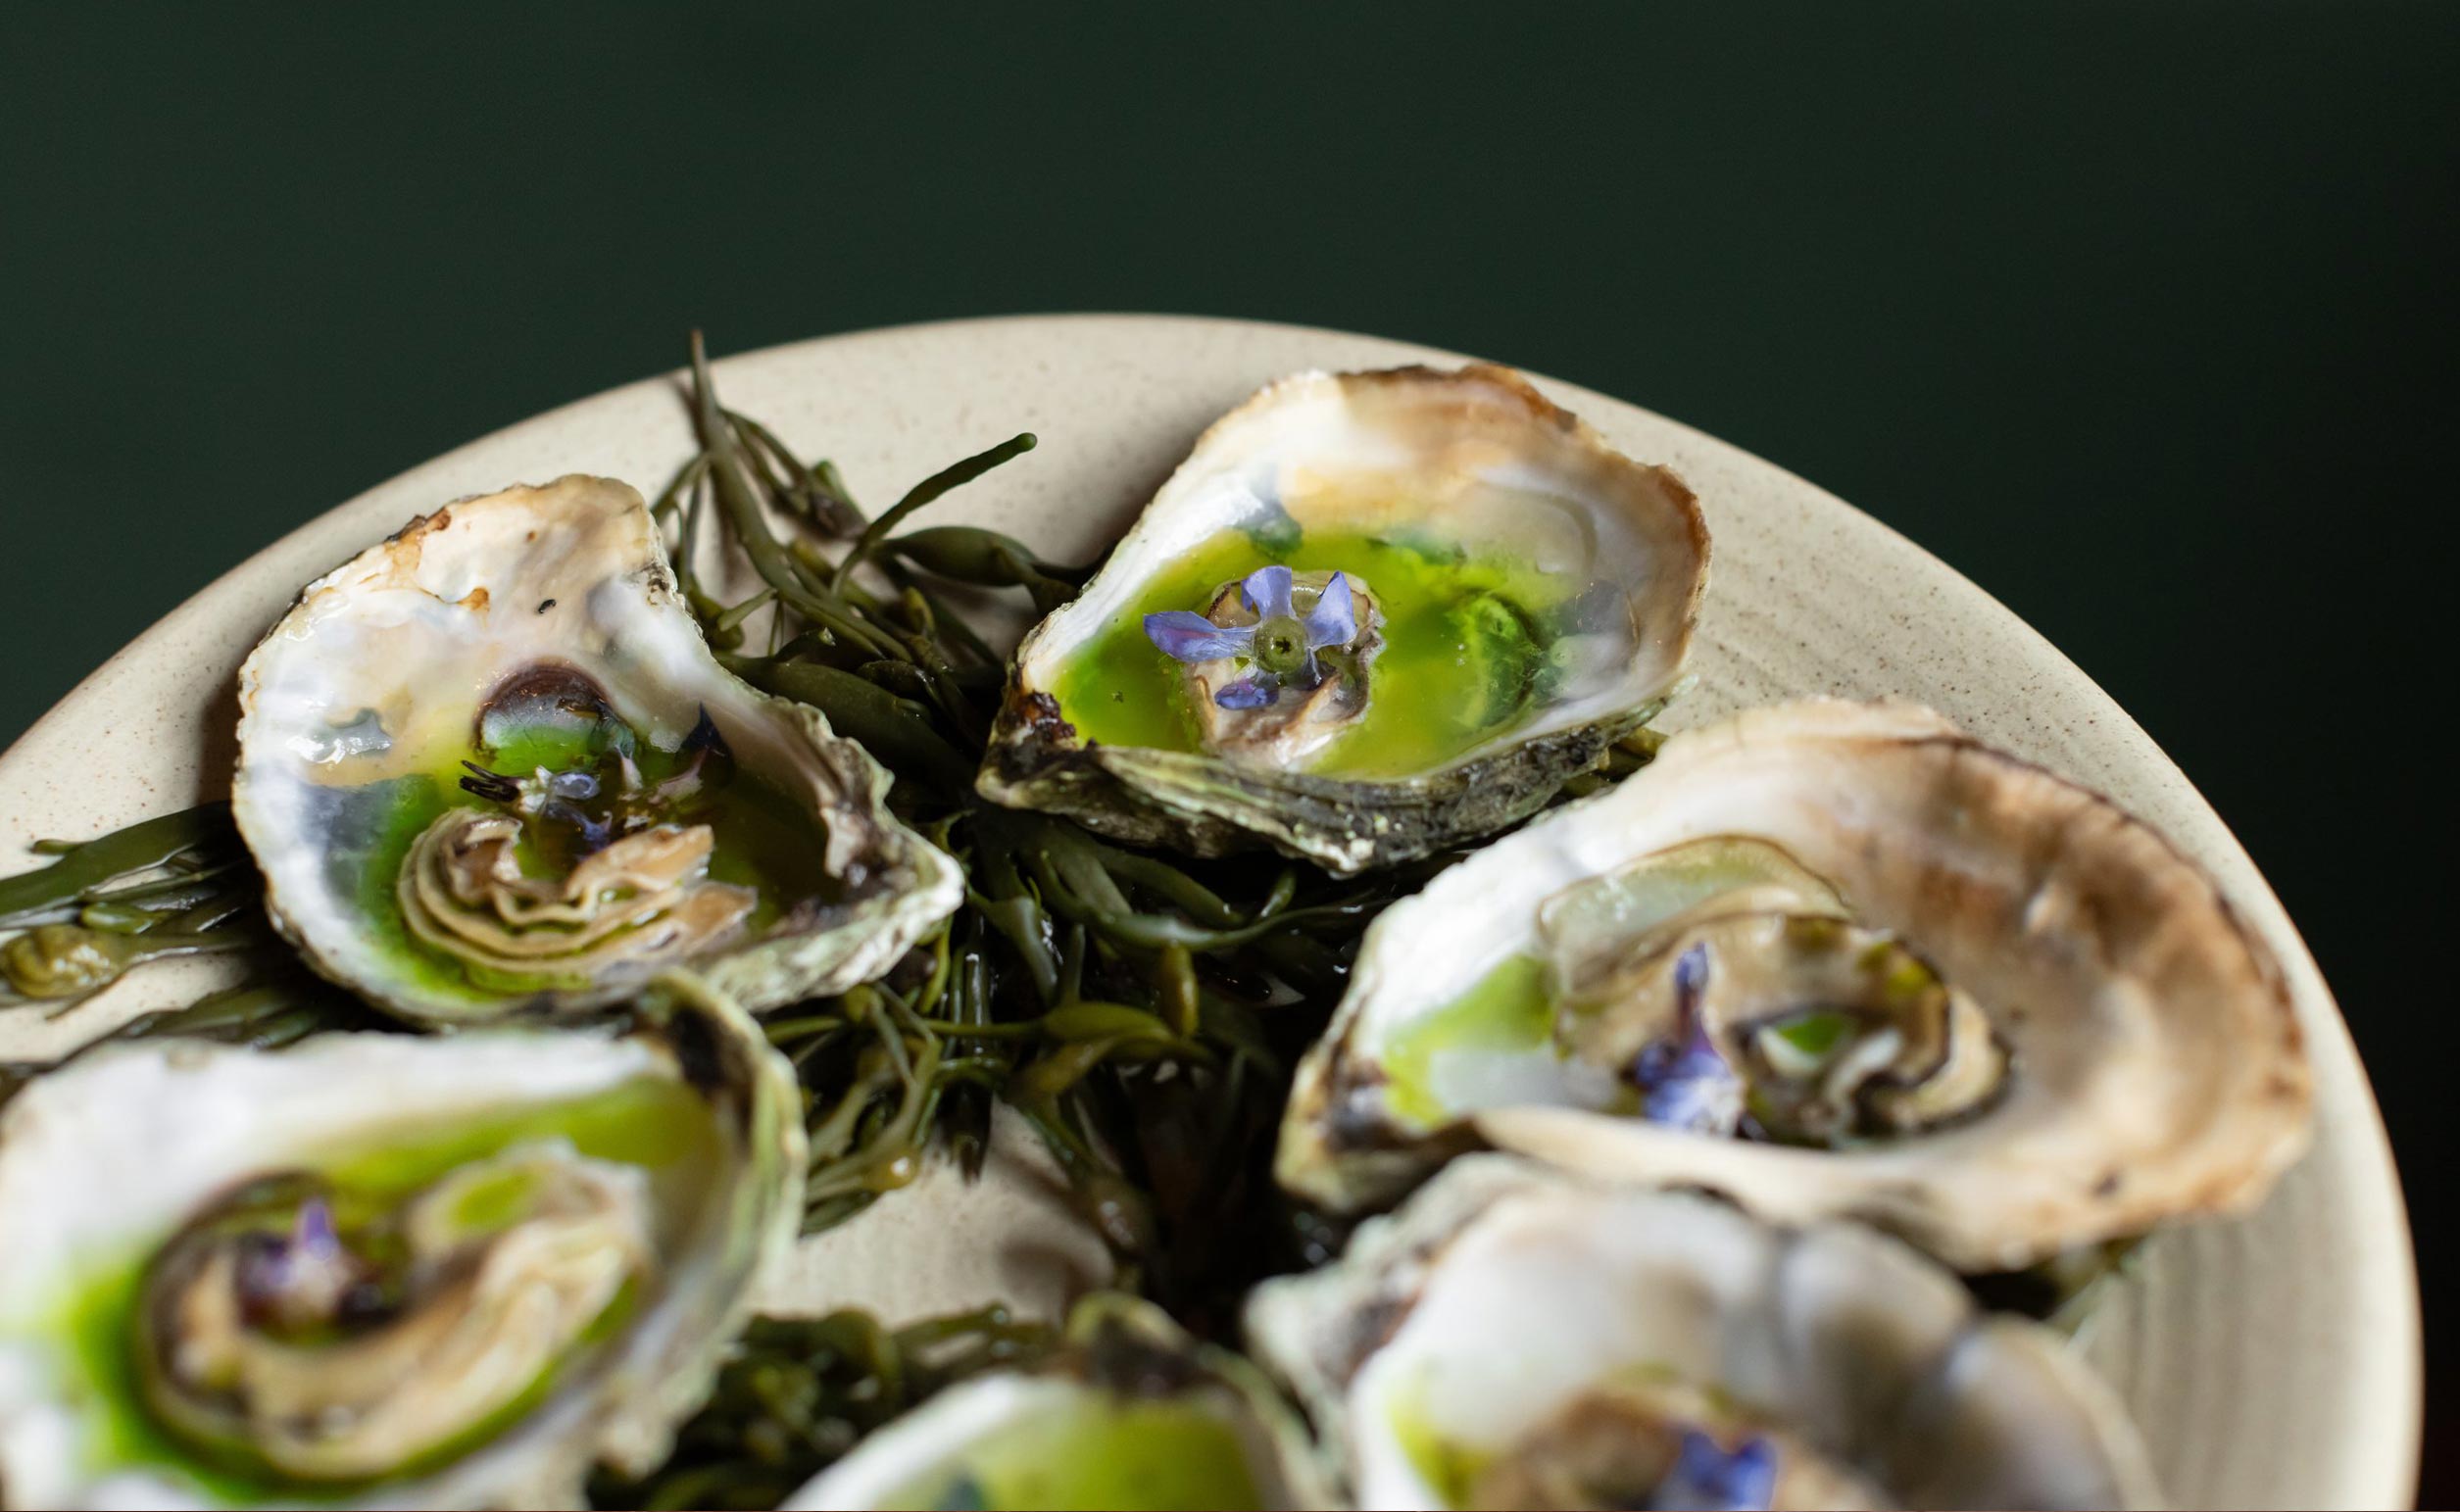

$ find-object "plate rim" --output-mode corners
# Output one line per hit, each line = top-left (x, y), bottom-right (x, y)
(0, 311), (2422, 1507)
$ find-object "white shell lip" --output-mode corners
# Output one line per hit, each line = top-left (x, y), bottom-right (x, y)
(231, 474), (962, 1024)
(0, 978), (806, 1510)
(1278, 697), (2314, 1274)
(978, 364), (1711, 872)
(1246, 1154), (2164, 1511)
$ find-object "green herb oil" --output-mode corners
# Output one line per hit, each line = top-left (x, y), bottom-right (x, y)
(1051, 525), (1576, 779)
(884, 1396), (1263, 1511)
(35, 1077), (714, 1504)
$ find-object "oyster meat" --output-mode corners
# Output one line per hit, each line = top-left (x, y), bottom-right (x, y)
(781, 1293), (1334, 1511)
(1246, 1155), (2161, 1510)
(0, 976), (802, 1508)
(980, 366), (1709, 874)
(234, 475), (961, 1024)
(1277, 699), (2312, 1272)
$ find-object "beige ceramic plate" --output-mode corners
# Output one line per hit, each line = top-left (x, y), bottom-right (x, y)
(0, 316), (2419, 1509)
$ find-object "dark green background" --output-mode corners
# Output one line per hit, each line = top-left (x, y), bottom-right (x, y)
(5, 5), (2452, 1499)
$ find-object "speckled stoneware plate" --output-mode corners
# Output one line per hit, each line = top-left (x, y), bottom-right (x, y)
(0, 316), (2420, 1509)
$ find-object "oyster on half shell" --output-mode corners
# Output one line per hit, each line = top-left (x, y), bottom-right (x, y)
(1277, 699), (2312, 1273)
(980, 365), (1709, 874)
(234, 475), (961, 1024)
(1246, 1155), (2161, 1510)
(0, 976), (803, 1509)
(781, 1293), (1335, 1511)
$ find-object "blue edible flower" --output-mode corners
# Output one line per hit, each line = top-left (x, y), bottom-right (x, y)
(1144, 564), (1359, 710)
(1653, 1429), (1778, 1510)
(1632, 944), (1745, 1135)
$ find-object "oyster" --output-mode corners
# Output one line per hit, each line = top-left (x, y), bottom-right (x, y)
(234, 475), (961, 1025)
(979, 366), (1709, 874)
(0, 976), (802, 1508)
(1277, 699), (2311, 1272)
(1246, 1155), (2161, 1510)
(780, 1293), (1334, 1511)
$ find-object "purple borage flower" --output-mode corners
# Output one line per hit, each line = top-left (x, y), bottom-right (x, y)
(237, 1196), (363, 1328)
(1143, 564), (1358, 710)
(1631, 943), (1746, 1135)
(1653, 1429), (1779, 1511)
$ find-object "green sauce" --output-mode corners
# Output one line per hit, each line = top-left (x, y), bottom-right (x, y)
(318, 1072), (717, 1203)
(1384, 1372), (1494, 1510)
(1379, 953), (1559, 1127)
(30, 1076), (714, 1505)
(477, 718), (839, 930)
(330, 711), (842, 1007)
(1384, 1362), (1725, 1511)
(1050, 525), (1577, 779)
(884, 1395), (1264, 1511)
(1770, 1008), (1853, 1058)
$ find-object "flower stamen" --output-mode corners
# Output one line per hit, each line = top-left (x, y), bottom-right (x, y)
(1143, 564), (1362, 710)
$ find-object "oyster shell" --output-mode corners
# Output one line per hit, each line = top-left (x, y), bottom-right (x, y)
(780, 1293), (1334, 1511)
(234, 475), (961, 1024)
(1246, 1155), (2161, 1510)
(980, 366), (1709, 874)
(1277, 699), (2312, 1272)
(0, 975), (802, 1508)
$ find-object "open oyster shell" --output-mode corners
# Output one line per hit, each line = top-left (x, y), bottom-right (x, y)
(979, 366), (1709, 874)
(1247, 1155), (2161, 1510)
(0, 976), (802, 1509)
(781, 1293), (1335, 1511)
(234, 475), (961, 1025)
(1277, 699), (2312, 1272)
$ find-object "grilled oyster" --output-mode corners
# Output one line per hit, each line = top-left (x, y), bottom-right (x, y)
(1247, 1155), (2161, 1510)
(1277, 700), (2311, 1272)
(979, 366), (1708, 874)
(781, 1293), (1334, 1511)
(233, 475), (961, 1025)
(0, 976), (801, 1508)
